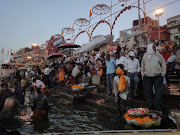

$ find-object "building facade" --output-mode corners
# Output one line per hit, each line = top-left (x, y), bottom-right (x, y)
(119, 16), (170, 48)
(167, 14), (180, 45)
(150, 25), (170, 42)
(132, 16), (159, 34)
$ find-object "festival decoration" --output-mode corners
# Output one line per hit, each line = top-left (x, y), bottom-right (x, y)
(92, 4), (111, 15)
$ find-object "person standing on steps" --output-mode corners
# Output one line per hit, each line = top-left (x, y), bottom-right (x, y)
(105, 53), (116, 96)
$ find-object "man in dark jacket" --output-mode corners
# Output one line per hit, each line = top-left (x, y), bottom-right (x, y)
(13, 82), (24, 105)
(31, 88), (49, 122)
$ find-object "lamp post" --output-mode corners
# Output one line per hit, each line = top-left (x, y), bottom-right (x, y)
(154, 9), (163, 46)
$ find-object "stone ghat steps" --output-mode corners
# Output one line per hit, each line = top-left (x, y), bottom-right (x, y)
(164, 83), (180, 96)
(51, 85), (179, 109)
(167, 68), (179, 83)
(168, 79), (179, 83)
(85, 91), (179, 111)
(168, 74), (178, 79)
(96, 85), (180, 99)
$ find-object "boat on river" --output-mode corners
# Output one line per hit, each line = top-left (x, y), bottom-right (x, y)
(53, 85), (96, 104)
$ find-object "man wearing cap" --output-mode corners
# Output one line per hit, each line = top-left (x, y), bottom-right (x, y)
(105, 53), (116, 96)
(125, 51), (140, 99)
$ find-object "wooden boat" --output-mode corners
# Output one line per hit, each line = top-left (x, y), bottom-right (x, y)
(55, 85), (96, 104)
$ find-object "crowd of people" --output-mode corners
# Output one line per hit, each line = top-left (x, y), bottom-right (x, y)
(0, 43), (180, 122)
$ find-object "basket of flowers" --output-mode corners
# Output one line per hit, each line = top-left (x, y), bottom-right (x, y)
(124, 112), (161, 129)
(127, 108), (149, 118)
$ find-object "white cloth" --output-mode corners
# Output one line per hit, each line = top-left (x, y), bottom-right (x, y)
(167, 55), (176, 63)
(33, 80), (45, 88)
(27, 66), (32, 72)
(116, 56), (126, 66)
(129, 51), (135, 57)
(96, 54), (100, 60)
(163, 76), (167, 85)
(147, 43), (155, 59)
(156, 46), (162, 53)
(114, 76), (130, 100)
(125, 58), (140, 73)
(71, 65), (80, 77)
(25, 72), (29, 79)
(30, 71), (35, 76)
(44, 68), (50, 75)
(90, 56), (94, 63)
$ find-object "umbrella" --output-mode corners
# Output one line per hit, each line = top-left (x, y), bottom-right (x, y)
(31, 62), (39, 66)
(46, 53), (65, 60)
(58, 43), (81, 48)
(79, 35), (114, 53)
(26, 61), (33, 66)
(58, 43), (81, 57)
(18, 67), (27, 70)
(39, 61), (46, 68)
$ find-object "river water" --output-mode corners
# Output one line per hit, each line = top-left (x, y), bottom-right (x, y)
(0, 90), (177, 134)
(0, 92), (123, 134)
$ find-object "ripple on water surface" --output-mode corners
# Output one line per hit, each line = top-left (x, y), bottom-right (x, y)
(0, 94), (122, 134)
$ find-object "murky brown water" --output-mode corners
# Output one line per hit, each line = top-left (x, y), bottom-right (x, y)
(0, 92), (123, 134)
(0, 90), (177, 134)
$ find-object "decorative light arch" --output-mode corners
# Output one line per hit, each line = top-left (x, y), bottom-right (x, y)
(112, 6), (131, 29)
(66, 38), (72, 42)
(91, 20), (112, 36)
(112, 6), (146, 30)
(73, 30), (90, 43)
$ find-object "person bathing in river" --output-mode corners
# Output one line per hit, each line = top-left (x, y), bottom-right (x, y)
(0, 83), (13, 111)
(113, 66), (130, 115)
(0, 92), (27, 120)
(31, 88), (49, 122)
(13, 82), (25, 105)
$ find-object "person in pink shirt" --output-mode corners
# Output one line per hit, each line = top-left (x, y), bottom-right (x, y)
(33, 78), (46, 95)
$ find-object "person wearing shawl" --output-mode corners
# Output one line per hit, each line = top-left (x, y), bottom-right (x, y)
(141, 43), (166, 111)
(113, 67), (130, 115)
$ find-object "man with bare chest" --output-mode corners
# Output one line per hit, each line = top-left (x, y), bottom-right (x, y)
(0, 92), (26, 120)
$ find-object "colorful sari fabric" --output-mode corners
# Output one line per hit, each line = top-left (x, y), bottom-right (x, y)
(58, 70), (65, 82)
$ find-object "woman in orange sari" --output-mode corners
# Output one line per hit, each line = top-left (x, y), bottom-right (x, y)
(58, 66), (65, 87)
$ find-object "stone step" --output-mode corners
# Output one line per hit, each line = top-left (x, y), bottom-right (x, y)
(90, 92), (115, 102)
(167, 74), (178, 79)
(169, 79), (179, 83)
(85, 95), (147, 110)
(84, 97), (118, 112)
